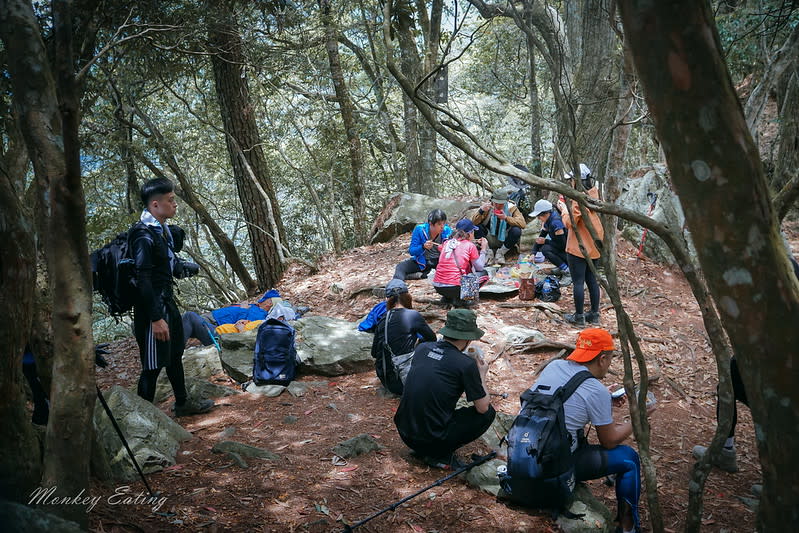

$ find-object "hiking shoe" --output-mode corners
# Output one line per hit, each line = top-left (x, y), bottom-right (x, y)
(174, 397), (214, 417)
(565, 313), (586, 326)
(483, 248), (495, 265)
(585, 311), (600, 324)
(692, 445), (738, 473)
(495, 246), (509, 265)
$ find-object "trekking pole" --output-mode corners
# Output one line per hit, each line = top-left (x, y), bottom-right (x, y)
(96, 386), (156, 497)
(340, 451), (496, 532)
(636, 192), (658, 258)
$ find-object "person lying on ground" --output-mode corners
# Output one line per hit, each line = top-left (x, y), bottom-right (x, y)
(525, 328), (654, 533)
(394, 209), (452, 280)
(203, 289), (282, 326)
(394, 309), (495, 470)
(470, 188), (526, 265)
(371, 279), (437, 395)
(432, 218), (489, 307)
(530, 199), (569, 275)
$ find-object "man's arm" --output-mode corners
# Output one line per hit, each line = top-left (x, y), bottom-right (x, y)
(132, 229), (169, 341)
(595, 420), (633, 449)
(473, 357), (492, 414)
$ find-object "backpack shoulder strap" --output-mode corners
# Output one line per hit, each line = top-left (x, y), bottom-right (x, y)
(557, 370), (595, 402)
(383, 310), (394, 356)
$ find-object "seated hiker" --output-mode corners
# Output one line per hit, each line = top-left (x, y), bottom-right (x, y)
(530, 199), (569, 275)
(394, 209), (453, 280)
(215, 319), (264, 335)
(692, 357), (748, 473)
(519, 328), (654, 533)
(253, 303), (299, 386)
(471, 188), (526, 265)
(371, 279), (437, 395)
(394, 309), (496, 469)
(432, 218), (488, 307)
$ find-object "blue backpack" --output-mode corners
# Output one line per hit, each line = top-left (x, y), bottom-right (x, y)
(253, 318), (298, 385)
(499, 370), (595, 511)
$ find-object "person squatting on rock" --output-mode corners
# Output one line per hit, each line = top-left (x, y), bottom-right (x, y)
(132, 177), (213, 417)
(432, 218), (488, 307)
(471, 188), (526, 265)
(527, 328), (654, 533)
(530, 199), (569, 274)
(393, 309), (496, 469)
(562, 164), (604, 326)
(370, 279), (436, 395)
(394, 209), (453, 280)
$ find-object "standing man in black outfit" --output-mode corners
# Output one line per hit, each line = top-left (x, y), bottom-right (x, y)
(394, 309), (496, 469)
(132, 178), (213, 417)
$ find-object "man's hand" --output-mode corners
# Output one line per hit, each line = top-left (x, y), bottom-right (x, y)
(480, 202), (492, 212)
(495, 211), (507, 220)
(152, 319), (170, 341)
(535, 237), (545, 245)
(423, 240), (436, 250)
(478, 237), (489, 251)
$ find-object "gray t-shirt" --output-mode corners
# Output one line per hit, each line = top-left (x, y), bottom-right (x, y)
(527, 359), (612, 451)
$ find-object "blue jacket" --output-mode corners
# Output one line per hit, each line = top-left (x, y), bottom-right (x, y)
(408, 223), (453, 269)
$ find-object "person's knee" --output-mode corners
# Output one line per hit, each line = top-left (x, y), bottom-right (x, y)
(614, 445), (640, 472)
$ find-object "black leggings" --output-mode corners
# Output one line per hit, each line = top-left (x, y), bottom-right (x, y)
(399, 405), (496, 457)
(394, 258), (435, 280)
(717, 357), (749, 438)
(137, 358), (188, 405)
(533, 242), (568, 267)
(566, 253), (600, 314)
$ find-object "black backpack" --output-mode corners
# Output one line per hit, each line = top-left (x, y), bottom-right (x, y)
(535, 276), (561, 302)
(499, 370), (595, 511)
(91, 227), (138, 319)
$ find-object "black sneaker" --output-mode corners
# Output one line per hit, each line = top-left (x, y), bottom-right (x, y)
(585, 311), (600, 324)
(564, 313), (586, 326)
(174, 397), (214, 417)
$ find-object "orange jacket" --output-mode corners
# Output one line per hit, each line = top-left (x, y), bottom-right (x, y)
(563, 188), (604, 259)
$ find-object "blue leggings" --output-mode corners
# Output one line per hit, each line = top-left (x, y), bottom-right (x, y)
(574, 444), (641, 529)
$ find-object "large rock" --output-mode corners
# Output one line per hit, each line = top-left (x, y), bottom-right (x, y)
(556, 484), (614, 533)
(155, 375), (240, 404)
(501, 325), (545, 345)
(93, 386), (192, 481)
(465, 458), (506, 496)
(181, 345), (224, 379)
(0, 500), (84, 533)
(617, 164), (696, 265)
(370, 193), (474, 244)
(217, 317), (373, 381)
(295, 316), (374, 376)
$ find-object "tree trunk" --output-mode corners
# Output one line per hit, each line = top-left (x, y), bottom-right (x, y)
(320, 0), (367, 246)
(619, 3), (799, 531)
(1, 0), (95, 526)
(774, 69), (798, 207)
(0, 115), (40, 503)
(208, 0), (285, 290)
(395, 4), (423, 192)
(526, 31), (543, 178)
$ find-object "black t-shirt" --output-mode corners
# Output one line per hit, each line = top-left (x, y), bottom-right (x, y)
(372, 308), (437, 357)
(394, 339), (486, 443)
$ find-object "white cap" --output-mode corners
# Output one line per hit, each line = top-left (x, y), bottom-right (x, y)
(530, 199), (553, 217)
(563, 163), (592, 181)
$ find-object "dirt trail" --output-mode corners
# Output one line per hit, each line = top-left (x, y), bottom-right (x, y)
(88, 230), (780, 533)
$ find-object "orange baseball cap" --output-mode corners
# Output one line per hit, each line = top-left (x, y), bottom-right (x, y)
(566, 328), (615, 362)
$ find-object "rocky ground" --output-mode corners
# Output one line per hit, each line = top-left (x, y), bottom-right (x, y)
(82, 223), (797, 533)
